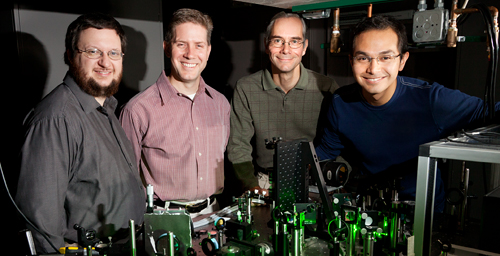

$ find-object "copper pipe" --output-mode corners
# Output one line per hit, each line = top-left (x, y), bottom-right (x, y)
(447, 0), (459, 47)
(330, 8), (341, 54)
(489, 6), (499, 42)
(448, 4), (485, 47)
(489, 6), (499, 17)
(454, 8), (479, 14)
(367, 4), (372, 18)
(332, 8), (340, 31)
(449, 0), (459, 27)
(449, 5), (499, 47)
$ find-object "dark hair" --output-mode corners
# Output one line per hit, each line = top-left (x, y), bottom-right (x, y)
(264, 11), (307, 44)
(164, 8), (213, 45)
(64, 13), (126, 65)
(351, 15), (408, 55)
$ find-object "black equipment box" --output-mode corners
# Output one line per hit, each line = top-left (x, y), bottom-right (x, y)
(480, 186), (500, 253)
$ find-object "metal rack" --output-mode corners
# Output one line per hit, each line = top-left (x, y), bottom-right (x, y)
(414, 125), (500, 255)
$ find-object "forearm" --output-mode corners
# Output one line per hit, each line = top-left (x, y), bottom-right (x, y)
(232, 161), (258, 190)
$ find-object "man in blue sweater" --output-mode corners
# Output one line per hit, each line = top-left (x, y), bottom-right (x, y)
(315, 15), (499, 212)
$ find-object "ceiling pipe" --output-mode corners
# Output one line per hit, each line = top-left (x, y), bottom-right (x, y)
(330, 8), (341, 53)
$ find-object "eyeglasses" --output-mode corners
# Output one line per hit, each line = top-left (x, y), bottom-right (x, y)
(352, 54), (401, 65)
(77, 48), (124, 60)
(269, 38), (304, 49)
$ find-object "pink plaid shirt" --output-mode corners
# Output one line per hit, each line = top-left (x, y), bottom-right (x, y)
(120, 71), (230, 201)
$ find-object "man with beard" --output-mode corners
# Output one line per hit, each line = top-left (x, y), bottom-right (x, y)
(15, 13), (145, 254)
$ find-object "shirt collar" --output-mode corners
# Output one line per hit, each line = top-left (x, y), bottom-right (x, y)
(63, 72), (117, 114)
(156, 70), (213, 105)
(262, 62), (308, 91)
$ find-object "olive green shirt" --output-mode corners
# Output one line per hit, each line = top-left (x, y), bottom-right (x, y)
(227, 63), (339, 189)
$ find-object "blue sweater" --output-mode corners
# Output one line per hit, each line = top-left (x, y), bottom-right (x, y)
(316, 76), (499, 212)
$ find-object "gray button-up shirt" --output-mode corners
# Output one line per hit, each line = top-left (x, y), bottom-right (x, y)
(16, 73), (145, 253)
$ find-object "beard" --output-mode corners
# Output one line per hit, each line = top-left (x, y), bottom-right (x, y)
(70, 63), (122, 98)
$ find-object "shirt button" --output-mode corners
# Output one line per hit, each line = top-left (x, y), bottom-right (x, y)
(196, 127), (199, 130)
(199, 152), (202, 156)
(200, 177), (203, 181)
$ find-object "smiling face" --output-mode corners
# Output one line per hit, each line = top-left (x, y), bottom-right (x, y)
(266, 17), (308, 75)
(70, 28), (123, 99)
(351, 28), (409, 106)
(165, 22), (211, 92)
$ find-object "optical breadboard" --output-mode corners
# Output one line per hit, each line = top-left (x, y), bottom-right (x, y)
(273, 139), (309, 212)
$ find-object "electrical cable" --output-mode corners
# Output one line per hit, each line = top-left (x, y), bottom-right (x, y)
(488, 5), (498, 122)
(461, 0), (469, 9)
(371, 197), (386, 211)
(446, 129), (500, 145)
(468, 3), (499, 196)
(464, 131), (500, 144)
(327, 218), (348, 241)
(474, 3), (499, 123)
(0, 162), (59, 253)
(327, 219), (336, 239)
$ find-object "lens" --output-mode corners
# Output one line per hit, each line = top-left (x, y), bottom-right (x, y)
(84, 49), (101, 58)
(108, 50), (123, 60)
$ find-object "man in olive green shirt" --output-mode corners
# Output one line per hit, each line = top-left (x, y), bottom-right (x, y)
(227, 12), (339, 194)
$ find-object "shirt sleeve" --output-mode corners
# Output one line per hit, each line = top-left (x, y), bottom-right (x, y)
(330, 77), (340, 93)
(119, 106), (143, 173)
(227, 82), (259, 189)
(430, 83), (499, 134)
(315, 97), (344, 161)
(15, 115), (73, 253)
(223, 97), (231, 148)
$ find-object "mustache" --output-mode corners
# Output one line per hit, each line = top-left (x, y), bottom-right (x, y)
(70, 64), (122, 98)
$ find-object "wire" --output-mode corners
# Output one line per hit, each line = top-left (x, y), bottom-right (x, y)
(327, 219), (336, 239)
(460, 3), (499, 123)
(327, 218), (349, 241)
(1, 162), (59, 253)
(460, 0), (469, 9)
(446, 129), (500, 145)
(463, 131), (500, 143)
(474, 3), (499, 123)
